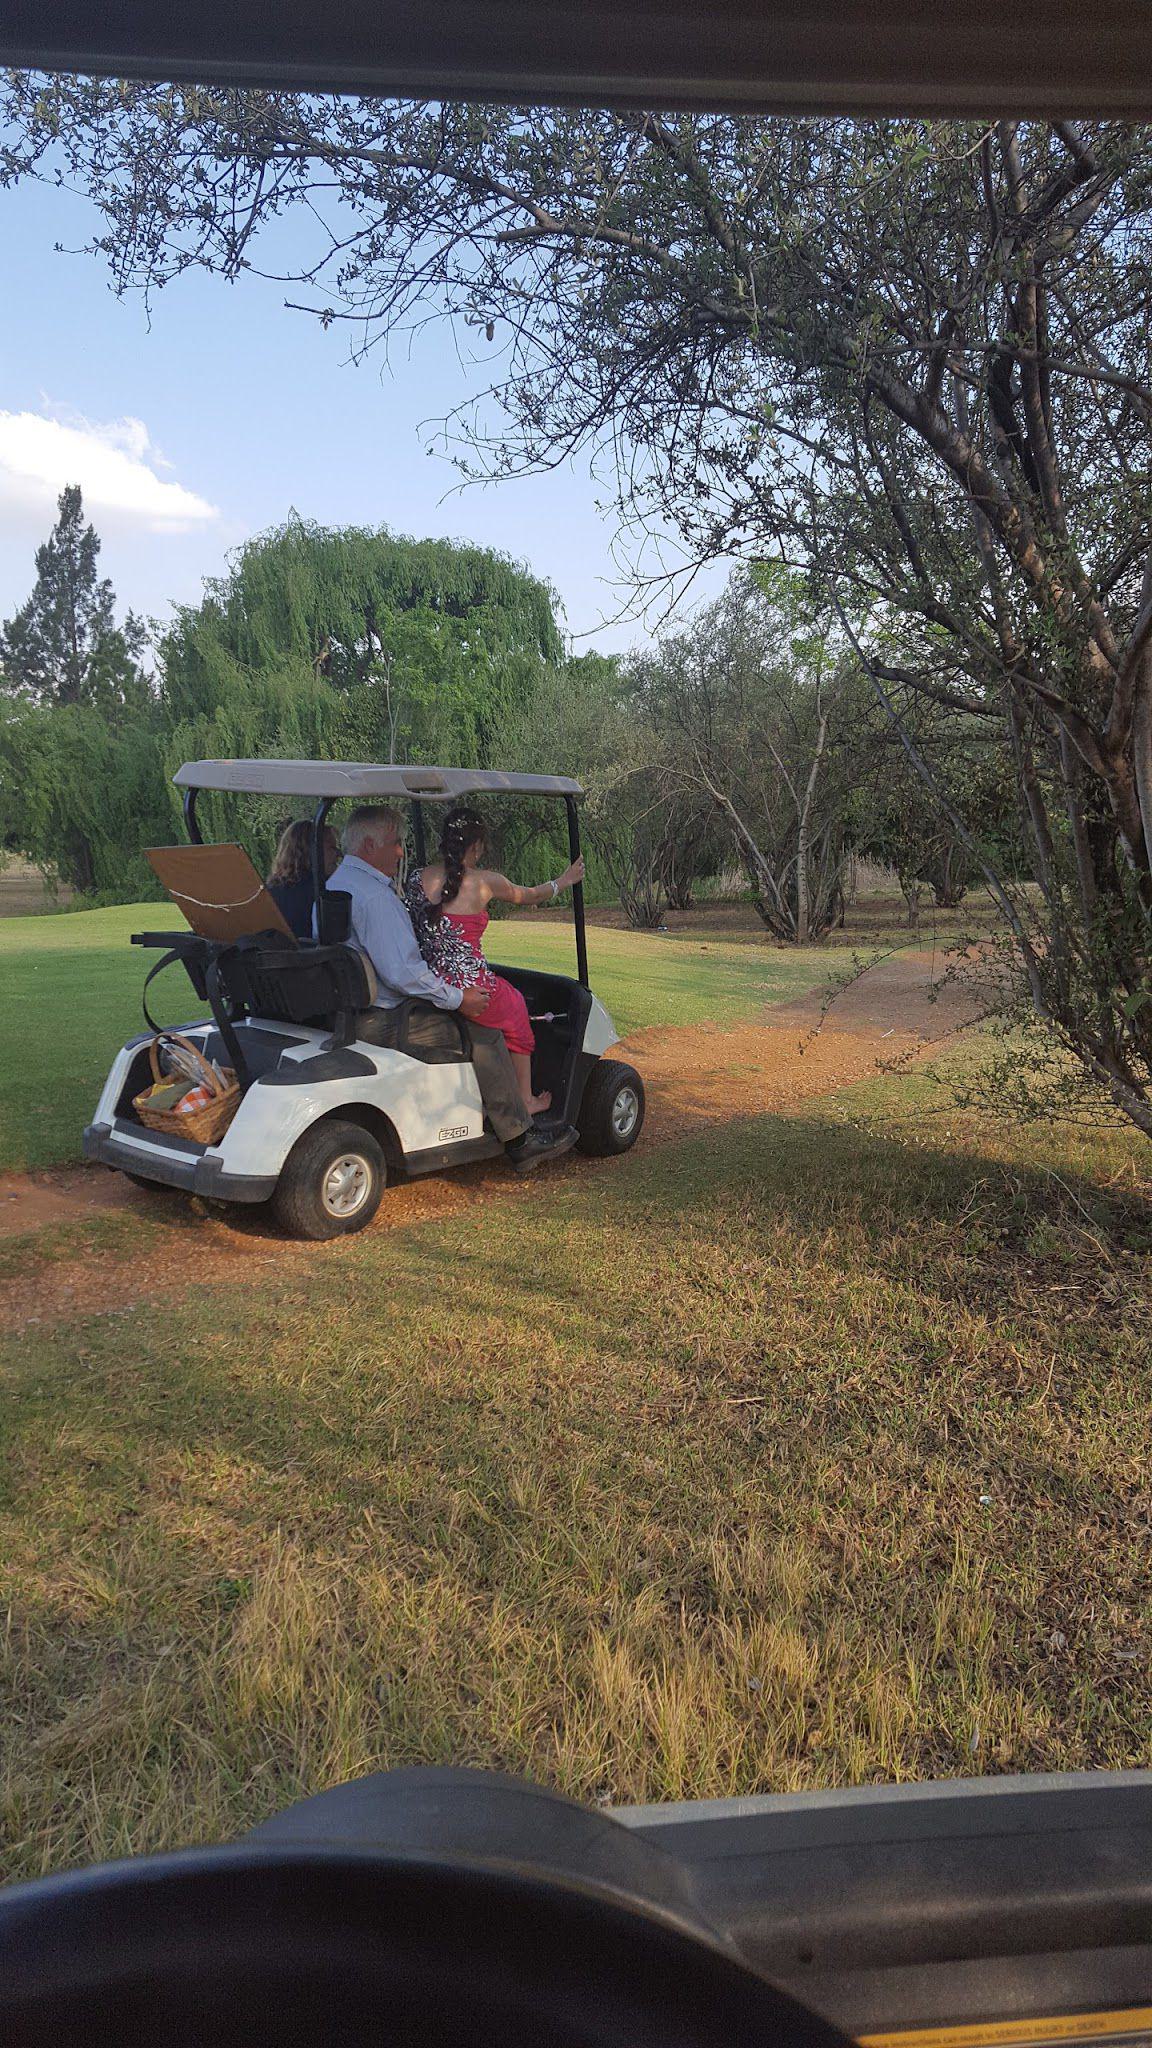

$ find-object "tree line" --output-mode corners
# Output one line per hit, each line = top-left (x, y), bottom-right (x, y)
(0, 494), (573, 898)
(1, 491), (991, 935)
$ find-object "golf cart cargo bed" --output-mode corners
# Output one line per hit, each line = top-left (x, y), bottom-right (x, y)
(112, 1024), (309, 1125)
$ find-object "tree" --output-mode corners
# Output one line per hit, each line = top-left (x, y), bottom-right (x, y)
(853, 708), (1016, 921)
(0, 698), (170, 896)
(1, 484), (147, 712)
(161, 518), (563, 761)
(629, 572), (869, 942)
(4, 93), (1152, 1122)
(155, 517), (570, 866)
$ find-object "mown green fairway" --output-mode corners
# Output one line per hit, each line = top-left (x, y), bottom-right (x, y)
(2, 1060), (1149, 1877)
(0, 903), (828, 1170)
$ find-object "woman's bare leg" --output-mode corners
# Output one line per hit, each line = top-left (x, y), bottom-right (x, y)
(512, 1051), (551, 1118)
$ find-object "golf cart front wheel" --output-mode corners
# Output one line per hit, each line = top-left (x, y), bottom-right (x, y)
(576, 1061), (645, 1156)
(273, 1120), (386, 1240)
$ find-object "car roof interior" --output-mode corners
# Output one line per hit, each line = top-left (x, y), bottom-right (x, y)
(2, 0), (1149, 114)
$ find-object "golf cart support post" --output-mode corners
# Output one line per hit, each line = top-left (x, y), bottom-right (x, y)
(175, 759), (590, 990)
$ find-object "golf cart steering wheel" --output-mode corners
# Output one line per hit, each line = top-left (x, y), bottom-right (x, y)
(0, 1770), (853, 2048)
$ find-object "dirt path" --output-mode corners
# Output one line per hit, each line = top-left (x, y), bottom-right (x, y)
(0, 948), (979, 1328)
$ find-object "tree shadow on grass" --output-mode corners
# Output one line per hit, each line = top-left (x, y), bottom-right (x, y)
(5, 1103), (1152, 1874)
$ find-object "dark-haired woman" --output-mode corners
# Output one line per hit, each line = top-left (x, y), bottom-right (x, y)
(405, 806), (584, 1118)
(266, 819), (339, 938)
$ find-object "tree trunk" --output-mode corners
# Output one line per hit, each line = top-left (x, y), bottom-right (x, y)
(64, 829), (96, 895)
(1133, 552), (1152, 876)
(794, 706), (830, 948)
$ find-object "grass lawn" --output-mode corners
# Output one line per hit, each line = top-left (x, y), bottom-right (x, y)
(0, 903), (830, 1171)
(3, 1055), (1150, 1877)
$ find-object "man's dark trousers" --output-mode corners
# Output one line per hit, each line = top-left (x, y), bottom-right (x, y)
(354, 1003), (529, 1143)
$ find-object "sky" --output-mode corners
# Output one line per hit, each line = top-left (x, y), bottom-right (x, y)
(0, 174), (725, 659)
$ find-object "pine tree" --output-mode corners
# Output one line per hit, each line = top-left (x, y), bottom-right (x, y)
(0, 485), (147, 712)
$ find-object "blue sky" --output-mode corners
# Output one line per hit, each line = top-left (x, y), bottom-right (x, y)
(0, 174), (724, 658)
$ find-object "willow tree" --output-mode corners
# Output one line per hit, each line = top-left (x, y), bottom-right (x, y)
(5, 92), (1152, 1124)
(160, 517), (564, 767)
(0, 699), (170, 896)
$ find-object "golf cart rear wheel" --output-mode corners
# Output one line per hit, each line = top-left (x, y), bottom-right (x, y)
(273, 1120), (386, 1240)
(577, 1060), (645, 1156)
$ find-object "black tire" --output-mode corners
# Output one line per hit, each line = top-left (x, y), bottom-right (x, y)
(576, 1060), (645, 1156)
(272, 1119), (387, 1240)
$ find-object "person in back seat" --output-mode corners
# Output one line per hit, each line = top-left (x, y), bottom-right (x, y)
(267, 820), (339, 938)
(325, 805), (573, 1174)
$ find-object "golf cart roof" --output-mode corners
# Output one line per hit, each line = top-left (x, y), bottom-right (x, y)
(174, 761), (584, 801)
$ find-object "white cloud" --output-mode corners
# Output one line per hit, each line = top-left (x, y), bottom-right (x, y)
(0, 407), (218, 531)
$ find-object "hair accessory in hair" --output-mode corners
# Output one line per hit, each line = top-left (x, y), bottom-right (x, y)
(434, 805), (486, 918)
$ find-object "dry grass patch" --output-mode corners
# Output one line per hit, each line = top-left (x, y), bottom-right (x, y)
(2, 1083), (1151, 1878)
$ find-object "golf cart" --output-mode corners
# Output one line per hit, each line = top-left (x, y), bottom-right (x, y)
(83, 761), (644, 1238)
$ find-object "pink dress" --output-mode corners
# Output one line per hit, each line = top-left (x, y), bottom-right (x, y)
(450, 912), (536, 1056)
(403, 876), (535, 1057)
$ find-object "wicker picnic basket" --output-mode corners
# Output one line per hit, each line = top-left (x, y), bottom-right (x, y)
(133, 1033), (241, 1145)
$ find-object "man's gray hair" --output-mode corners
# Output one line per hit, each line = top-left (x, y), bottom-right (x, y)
(343, 804), (402, 857)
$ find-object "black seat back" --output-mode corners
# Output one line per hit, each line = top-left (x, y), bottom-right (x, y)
(215, 936), (371, 1029)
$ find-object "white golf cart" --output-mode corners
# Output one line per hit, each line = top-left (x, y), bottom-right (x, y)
(83, 761), (644, 1238)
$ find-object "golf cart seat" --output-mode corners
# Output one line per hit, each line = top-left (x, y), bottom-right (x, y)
(133, 921), (374, 1053)
(133, 922), (474, 1081)
(215, 932), (375, 1035)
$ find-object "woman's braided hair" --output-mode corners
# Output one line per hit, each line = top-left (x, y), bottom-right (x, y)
(432, 806), (486, 921)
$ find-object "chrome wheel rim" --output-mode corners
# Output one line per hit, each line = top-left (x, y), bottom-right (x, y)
(321, 1153), (373, 1218)
(611, 1085), (640, 1139)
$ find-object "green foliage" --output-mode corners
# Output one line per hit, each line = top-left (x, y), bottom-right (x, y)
(628, 571), (872, 941)
(851, 711), (1019, 917)
(160, 518), (561, 754)
(163, 518), (561, 700)
(0, 697), (170, 897)
(0, 488), (159, 896)
(153, 519), (572, 878)
(2, 513), (575, 903)
(0, 486), (147, 713)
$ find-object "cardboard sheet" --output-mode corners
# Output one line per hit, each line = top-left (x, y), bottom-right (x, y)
(146, 843), (294, 942)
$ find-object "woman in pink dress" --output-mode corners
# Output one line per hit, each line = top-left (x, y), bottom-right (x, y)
(404, 806), (584, 1118)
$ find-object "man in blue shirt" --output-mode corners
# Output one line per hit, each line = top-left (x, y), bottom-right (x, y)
(326, 805), (576, 1172)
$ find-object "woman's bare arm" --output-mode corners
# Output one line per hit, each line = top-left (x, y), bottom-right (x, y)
(481, 857), (585, 908)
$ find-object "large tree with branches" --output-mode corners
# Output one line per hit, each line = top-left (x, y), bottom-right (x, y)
(5, 87), (1152, 1125)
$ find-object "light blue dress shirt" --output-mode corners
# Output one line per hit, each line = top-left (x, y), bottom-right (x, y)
(323, 854), (462, 1011)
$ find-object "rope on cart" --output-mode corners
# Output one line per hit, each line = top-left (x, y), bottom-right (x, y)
(169, 884), (266, 912)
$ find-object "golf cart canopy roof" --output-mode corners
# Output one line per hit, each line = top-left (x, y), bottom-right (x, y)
(174, 761), (584, 802)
